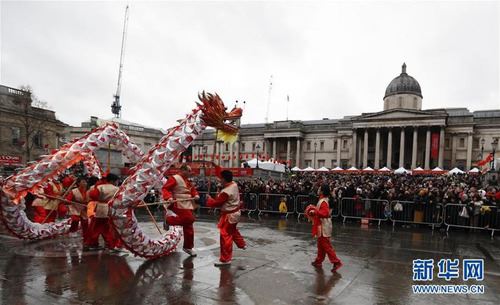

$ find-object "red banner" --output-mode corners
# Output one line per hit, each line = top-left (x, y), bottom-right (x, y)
(431, 133), (439, 159)
(0, 155), (22, 165)
(166, 167), (253, 177)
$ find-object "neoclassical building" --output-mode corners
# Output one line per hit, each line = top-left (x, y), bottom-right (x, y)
(193, 64), (500, 170)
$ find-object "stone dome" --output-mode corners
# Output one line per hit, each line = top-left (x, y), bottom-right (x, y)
(384, 63), (422, 99)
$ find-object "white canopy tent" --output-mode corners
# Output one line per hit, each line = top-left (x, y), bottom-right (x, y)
(303, 166), (315, 171)
(413, 167), (424, 171)
(363, 166), (374, 171)
(331, 167), (343, 171)
(291, 166), (301, 172)
(468, 167), (480, 173)
(432, 167), (443, 171)
(394, 167), (410, 174)
(247, 158), (286, 172)
(346, 167), (359, 171)
(448, 167), (465, 175)
(317, 167), (329, 171)
(378, 167), (392, 172)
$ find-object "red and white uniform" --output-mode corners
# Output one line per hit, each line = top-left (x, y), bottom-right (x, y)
(162, 174), (199, 250)
(32, 181), (67, 223)
(207, 181), (246, 263)
(310, 196), (341, 266)
(65, 187), (89, 242)
(87, 182), (120, 249)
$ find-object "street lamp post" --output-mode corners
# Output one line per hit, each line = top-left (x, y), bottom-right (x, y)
(491, 139), (498, 171)
(313, 142), (317, 169)
(256, 144), (261, 169)
(481, 138), (485, 159)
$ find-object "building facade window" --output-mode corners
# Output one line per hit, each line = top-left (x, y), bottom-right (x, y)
(225, 143), (229, 151)
(331, 160), (336, 168)
(320, 141), (324, 151)
(473, 138), (479, 149)
(318, 160), (325, 168)
(343, 139), (348, 149)
(11, 127), (20, 145)
(334, 140), (337, 150)
(252, 142), (256, 151)
(445, 138), (450, 149)
(305, 160), (312, 167)
(33, 131), (42, 148)
(459, 137), (465, 148)
(241, 143), (246, 152)
(306, 141), (311, 151)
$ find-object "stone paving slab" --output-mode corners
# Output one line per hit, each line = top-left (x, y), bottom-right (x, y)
(0, 216), (499, 304)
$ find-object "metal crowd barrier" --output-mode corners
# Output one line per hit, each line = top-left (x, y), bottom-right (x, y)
(390, 200), (443, 229)
(257, 193), (295, 218)
(295, 195), (316, 220)
(240, 192), (258, 216)
(197, 191), (219, 214)
(340, 197), (389, 226)
(444, 203), (498, 237)
(197, 191), (499, 237)
(295, 195), (341, 220)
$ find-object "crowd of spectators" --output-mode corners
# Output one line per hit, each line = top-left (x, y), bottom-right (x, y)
(192, 173), (500, 229)
(194, 173), (500, 206)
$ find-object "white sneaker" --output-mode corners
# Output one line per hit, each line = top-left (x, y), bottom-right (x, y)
(183, 248), (197, 257)
(214, 261), (231, 267)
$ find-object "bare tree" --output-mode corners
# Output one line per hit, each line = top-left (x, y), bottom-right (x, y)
(19, 85), (51, 110)
(15, 85), (51, 161)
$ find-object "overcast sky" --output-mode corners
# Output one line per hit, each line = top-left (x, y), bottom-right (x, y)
(1, 0), (499, 129)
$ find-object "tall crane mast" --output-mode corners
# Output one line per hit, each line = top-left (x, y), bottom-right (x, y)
(265, 75), (273, 124)
(111, 5), (130, 118)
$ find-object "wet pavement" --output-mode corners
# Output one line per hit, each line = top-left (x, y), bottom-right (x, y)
(1, 215), (499, 305)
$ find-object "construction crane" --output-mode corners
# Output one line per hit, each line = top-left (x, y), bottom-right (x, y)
(111, 5), (130, 118)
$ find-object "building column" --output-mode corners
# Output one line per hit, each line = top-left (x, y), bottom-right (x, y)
(438, 127), (445, 169)
(424, 128), (431, 170)
(374, 129), (380, 169)
(219, 142), (223, 165)
(229, 142), (233, 167)
(351, 130), (357, 168)
(387, 128), (392, 168)
(451, 134), (457, 167)
(235, 140), (240, 167)
(399, 128), (405, 168)
(411, 127), (418, 169)
(272, 139), (277, 160)
(358, 133), (363, 167)
(286, 138), (291, 165)
(466, 132), (473, 170)
(363, 129), (369, 168)
(336, 137), (341, 167)
(191, 145), (196, 161)
(213, 142), (218, 165)
(296, 138), (301, 167)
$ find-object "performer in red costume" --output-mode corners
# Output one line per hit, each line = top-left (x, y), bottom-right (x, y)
(306, 184), (343, 273)
(65, 177), (90, 244)
(32, 179), (67, 223)
(87, 174), (121, 251)
(207, 170), (246, 267)
(162, 165), (199, 256)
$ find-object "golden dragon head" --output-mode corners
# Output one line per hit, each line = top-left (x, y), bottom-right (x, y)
(197, 91), (243, 144)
